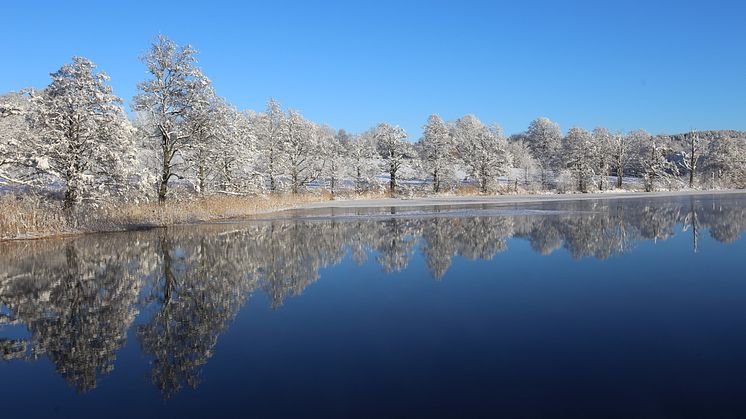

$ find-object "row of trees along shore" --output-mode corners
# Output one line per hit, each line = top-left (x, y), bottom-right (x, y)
(1, 35), (746, 211)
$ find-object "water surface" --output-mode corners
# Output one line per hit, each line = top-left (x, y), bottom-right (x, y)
(2, 193), (746, 418)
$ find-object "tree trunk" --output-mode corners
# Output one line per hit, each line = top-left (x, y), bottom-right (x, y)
(540, 167), (546, 189)
(433, 168), (439, 193)
(159, 135), (171, 203)
(268, 154), (276, 192)
(160, 237), (174, 305)
(222, 160), (231, 192)
(356, 167), (363, 194)
(616, 172), (623, 188)
(63, 184), (77, 210)
(292, 170), (299, 194)
(689, 166), (695, 188)
(690, 201), (699, 253)
(198, 164), (206, 195)
(158, 169), (169, 203)
(389, 169), (396, 195)
(687, 132), (699, 189)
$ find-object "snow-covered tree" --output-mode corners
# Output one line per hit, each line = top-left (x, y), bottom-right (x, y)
(210, 100), (246, 192)
(453, 115), (511, 193)
(592, 127), (613, 191)
(563, 127), (597, 193)
(508, 139), (538, 185)
(348, 132), (378, 193)
(705, 136), (746, 188)
(638, 133), (679, 192)
(525, 117), (562, 187)
(611, 129), (646, 188)
(0, 91), (36, 185)
(374, 123), (411, 194)
(133, 35), (210, 202)
(283, 110), (324, 194)
(322, 128), (349, 196)
(680, 130), (705, 188)
(0, 101), (23, 118)
(184, 86), (219, 194)
(254, 98), (286, 192)
(418, 114), (454, 192)
(29, 57), (136, 209)
(184, 88), (249, 194)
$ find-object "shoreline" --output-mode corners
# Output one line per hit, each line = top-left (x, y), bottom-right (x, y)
(2, 189), (744, 243)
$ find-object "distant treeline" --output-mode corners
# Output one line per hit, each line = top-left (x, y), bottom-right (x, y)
(1, 35), (745, 209)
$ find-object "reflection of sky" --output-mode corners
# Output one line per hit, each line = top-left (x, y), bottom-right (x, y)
(0, 316), (30, 340)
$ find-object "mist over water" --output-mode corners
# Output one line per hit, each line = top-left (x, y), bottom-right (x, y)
(2, 193), (746, 418)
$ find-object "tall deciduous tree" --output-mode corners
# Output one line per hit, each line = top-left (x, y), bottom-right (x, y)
(0, 91), (36, 185)
(611, 129), (646, 188)
(210, 99), (247, 192)
(185, 89), (249, 194)
(508, 139), (538, 186)
(705, 136), (746, 188)
(418, 114), (454, 193)
(30, 57), (135, 209)
(374, 123), (410, 195)
(133, 35), (210, 202)
(322, 128), (349, 196)
(453, 115), (511, 193)
(592, 127), (613, 191)
(254, 98), (285, 192)
(563, 127), (597, 193)
(638, 133), (678, 192)
(283, 110), (324, 194)
(185, 86), (219, 194)
(525, 117), (562, 187)
(681, 130), (704, 188)
(348, 132), (378, 193)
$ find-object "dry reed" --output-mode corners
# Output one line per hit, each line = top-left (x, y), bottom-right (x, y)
(0, 192), (337, 241)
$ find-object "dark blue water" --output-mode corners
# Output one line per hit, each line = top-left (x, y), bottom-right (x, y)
(2, 193), (746, 418)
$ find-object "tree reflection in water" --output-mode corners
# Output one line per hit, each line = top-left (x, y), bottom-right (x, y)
(137, 235), (255, 398)
(1, 195), (745, 396)
(0, 237), (146, 391)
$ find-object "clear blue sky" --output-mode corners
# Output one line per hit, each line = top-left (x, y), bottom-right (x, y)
(3, 0), (745, 138)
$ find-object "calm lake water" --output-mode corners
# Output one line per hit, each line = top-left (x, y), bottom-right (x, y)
(2, 193), (746, 418)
